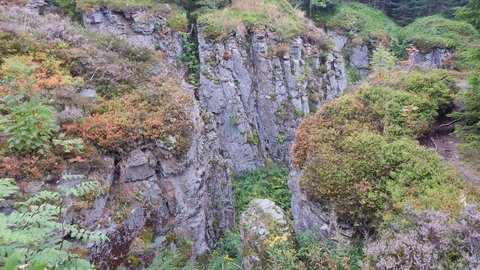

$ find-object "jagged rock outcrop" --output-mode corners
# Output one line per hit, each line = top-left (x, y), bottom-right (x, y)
(82, 6), (183, 56)
(240, 199), (294, 270)
(198, 29), (348, 172)
(409, 48), (453, 69)
(63, 101), (235, 269)
(330, 31), (370, 76)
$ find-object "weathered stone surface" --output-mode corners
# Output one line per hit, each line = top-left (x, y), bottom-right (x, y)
(121, 149), (157, 182)
(240, 199), (294, 270)
(82, 7), (182, 56)
(73, 101), (236, 268)
(410, 48), (453, 69)
(198, 29), (348, 172)
(349, 44), (369, 69)
(80, 88), (97, 99)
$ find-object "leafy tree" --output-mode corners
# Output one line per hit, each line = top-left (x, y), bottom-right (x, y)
(0, 95), (58, 153)
(0, 177), (107, 269)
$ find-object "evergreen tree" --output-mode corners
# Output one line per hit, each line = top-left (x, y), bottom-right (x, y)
(456, 0), (480, 29)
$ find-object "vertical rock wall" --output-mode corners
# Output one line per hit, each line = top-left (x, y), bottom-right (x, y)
(198, 29), (348, 172)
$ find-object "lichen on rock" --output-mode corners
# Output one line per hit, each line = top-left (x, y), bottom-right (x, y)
(239, 199), (294, 270)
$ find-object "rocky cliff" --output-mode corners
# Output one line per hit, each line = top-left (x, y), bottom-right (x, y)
(78, 7), (348, 265)
(198, 29), (348, 172)
(6, 2), (349, 268)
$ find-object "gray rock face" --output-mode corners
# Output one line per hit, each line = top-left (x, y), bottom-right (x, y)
(68, 101), (236, 269)
(240, 199), (294, 270)
(288, 170), (354, 240)
(349, 44), (370, 75)
(410, 48), (453, 69)
(328, 31), (371, 76)
(198, 29), (348, 172)
(82, 7), (182, 55)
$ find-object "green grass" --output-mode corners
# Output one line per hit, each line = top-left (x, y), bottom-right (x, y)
(198, 0), (318, 41)
(232, 162), (291, 219)
(401, 15), (479, 51)
(317, 3), (400, 47)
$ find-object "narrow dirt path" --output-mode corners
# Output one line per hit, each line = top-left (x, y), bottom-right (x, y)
(420, 80), (480, 186)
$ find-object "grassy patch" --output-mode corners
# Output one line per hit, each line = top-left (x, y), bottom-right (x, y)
(198, 0), (321, 41)
(317, 3), (400, 48)
(232, 162), (291, 218)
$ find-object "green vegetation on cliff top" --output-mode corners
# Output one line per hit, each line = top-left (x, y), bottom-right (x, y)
(198, 0), (322, 41)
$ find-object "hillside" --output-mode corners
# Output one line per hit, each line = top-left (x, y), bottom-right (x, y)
(0, 0), (480, 269)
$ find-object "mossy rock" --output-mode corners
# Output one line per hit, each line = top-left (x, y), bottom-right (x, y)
(239, 199), (294, 270)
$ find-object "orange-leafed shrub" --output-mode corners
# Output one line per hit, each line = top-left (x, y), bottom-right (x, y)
(0, 152), (66, 181)
(66, 78), (194, 156)
(0, 54), (82, 99)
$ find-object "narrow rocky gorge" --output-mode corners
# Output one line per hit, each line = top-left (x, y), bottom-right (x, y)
(42, 3), (350, 267)
(3, 1), (475, 268)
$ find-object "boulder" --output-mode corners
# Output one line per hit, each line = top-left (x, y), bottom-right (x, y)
(240, 199), (294, 270)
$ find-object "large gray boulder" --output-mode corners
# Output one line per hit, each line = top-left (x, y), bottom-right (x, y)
(240, 199), (294, 270)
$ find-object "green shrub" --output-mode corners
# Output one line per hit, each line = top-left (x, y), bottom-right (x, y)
(292, 70), (475, 231)
(0, 178), (107, 269)
(317, 3), (400, 48)
(232, 162), (291, 218)
(359, 86), (437, 137)
(197, 0), (319, 41)
(0, 95), (58, 154)
(299, 129), (469, 230)
(401, 15), (480, 70)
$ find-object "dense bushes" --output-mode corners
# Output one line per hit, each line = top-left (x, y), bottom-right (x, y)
(65, 78), (193, 155)
(317, 2), (400, 47)
(400, 15), (480, 69)
(197, 0), (323, 41)
(232, 163), (291, 218)
(0, 7), (194, 183)
(364, 206), (480, 269)
(292, 69), (475, 230)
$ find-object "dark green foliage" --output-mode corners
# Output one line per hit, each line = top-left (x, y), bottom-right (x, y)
(456, 0), (480, 30)
(355, 0), (467, 25)
(49, 0), (79, 19)
(232, 162), (291, 218)
(0, 177), (107, 269)
(0, 95), (58, 153)
(400, 15), (480, 70)
(179, 32), (200, 86)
